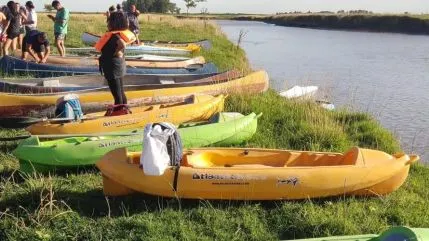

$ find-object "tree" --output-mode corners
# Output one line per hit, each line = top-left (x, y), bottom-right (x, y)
(44, 4), (54, 12)
(168, 2), (180, 14)
(152, 0), (170, 13)
(124, 0), (176, 13)
(183, 0), (206, 14)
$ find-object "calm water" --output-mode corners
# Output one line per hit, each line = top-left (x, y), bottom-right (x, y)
(217, 20), (429, 162)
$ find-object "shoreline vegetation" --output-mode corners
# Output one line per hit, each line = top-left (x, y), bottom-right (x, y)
(1, 13), (428, 240)
(177, 13), (429, 35)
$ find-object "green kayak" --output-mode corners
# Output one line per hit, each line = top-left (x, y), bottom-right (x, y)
(14, 112), (261, 174)
(284, 226), (429, 241)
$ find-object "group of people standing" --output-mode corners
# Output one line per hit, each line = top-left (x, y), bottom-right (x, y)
(0, 1), (141, 110)
(0, 0), (69, 62)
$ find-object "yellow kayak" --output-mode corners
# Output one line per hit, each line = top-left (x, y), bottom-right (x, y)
(97, 147), (418, 200)
(0, 70), (268, 117)
(27, 94), (225, 135)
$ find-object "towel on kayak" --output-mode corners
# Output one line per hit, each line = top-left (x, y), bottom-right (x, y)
(141, 123), (182, 176)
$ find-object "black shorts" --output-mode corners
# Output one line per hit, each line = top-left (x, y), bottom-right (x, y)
(32, 44), (46, 53)
(23, 41), (46, 53)
(7, 31), (20, 39)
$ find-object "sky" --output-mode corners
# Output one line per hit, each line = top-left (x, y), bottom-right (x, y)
(26, 0), (429, 14)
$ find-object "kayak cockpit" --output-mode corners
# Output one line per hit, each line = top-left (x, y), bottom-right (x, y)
(125, 147), (363, 169)
(183, 147), (363, 168)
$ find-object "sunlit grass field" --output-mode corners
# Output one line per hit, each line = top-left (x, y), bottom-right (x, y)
(0, 13), (428, 240)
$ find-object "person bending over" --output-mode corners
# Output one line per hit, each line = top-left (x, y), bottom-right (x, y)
(23, 30), (50, 63)
(95, 11), (135, 105)
(47, 0), (69, 57)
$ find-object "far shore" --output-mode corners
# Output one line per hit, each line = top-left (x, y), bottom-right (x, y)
(177, 13), (429, 35)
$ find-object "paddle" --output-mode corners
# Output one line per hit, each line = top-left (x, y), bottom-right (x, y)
(0, 131), (142, 142)
(0, 116), (100, 129)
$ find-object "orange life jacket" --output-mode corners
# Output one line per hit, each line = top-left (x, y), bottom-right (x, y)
(95, 30), (136, 52)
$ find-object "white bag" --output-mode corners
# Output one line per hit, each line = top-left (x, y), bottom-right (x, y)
(141, 123), (176, 176)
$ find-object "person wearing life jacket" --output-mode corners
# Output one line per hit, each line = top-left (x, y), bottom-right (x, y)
(95, 11), (135, 106)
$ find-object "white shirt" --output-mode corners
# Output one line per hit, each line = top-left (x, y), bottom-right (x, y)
(26, 9), (37, 30)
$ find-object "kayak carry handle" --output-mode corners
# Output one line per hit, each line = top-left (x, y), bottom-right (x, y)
(406, 155), (420, 165)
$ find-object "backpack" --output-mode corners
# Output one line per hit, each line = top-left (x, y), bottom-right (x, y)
(55, 94), (84, 119)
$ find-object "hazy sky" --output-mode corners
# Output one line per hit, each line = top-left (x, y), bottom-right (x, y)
(27, 0), (429, 14)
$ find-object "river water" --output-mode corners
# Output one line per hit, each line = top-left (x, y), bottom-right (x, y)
(217, 20), (429, 162)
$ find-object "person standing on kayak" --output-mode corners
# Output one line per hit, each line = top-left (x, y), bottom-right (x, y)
(47, 1), (69, 57)
(127, 4), (140, 45)
(95, 11), (135, 106)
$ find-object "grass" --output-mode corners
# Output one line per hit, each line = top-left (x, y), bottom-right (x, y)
(1, 13), (428, 240)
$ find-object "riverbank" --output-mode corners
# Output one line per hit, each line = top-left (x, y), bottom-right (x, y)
(179, 13), (429, 35)
(1, 14), (428, 240)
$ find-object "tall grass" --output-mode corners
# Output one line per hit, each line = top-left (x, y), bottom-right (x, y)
(0, 14), (428, 240)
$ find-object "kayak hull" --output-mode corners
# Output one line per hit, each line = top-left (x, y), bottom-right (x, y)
(0, 55), (217, 77)
(27, 94), (225, 134)
(68, 45), (192, 56)
(0, 70), (269, 117)
(14, 112), (260, 173)
(0, 72), (220, 94)
(96, 147), (417, 200)
(13, 51), (206, 68)
(280, 86), (318, 99)
(81, 32), (212, 50)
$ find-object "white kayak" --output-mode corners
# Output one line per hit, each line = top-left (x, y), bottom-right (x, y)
(81, 32), (212, 50)
(279, 86), (319, 99)
(67, 45), (191, 56)
(126, 54), (191, 62)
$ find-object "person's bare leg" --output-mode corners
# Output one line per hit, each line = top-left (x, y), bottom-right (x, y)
(18, 34), (24, 50)
(56, 39), (65, 57)
(135, 34), (140, 45)
(22, 51), (28, 60)
(3, 39), (12, 55)
(60, 41), (66, 56)
(11, 37), (17, 53)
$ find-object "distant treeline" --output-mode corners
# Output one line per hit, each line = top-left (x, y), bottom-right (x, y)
(122, 0), (180, 14)
(233, 14), (429, 35)
(276, 10), (374, 15)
